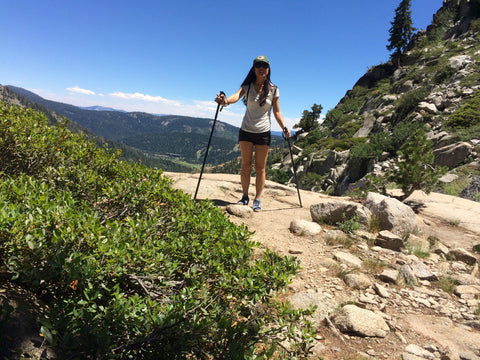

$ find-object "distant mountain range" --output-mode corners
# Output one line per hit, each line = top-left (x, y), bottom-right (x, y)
(4, 85), (271, 168)
(80, 105), (127, 112)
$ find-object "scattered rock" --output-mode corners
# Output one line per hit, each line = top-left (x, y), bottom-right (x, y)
(287, 291), (337, 323)
(226, 204), (253, 218)
(375, 230), (404, 252)
(439, 173), (460, 183)
(344, 273), (372, 289)
(448, 248), (478, 265)
(400, 264), (418, 286)
(406, 234), (431, 253)
(289, 219), (322, 235)
(412, 262), (437, 281)
(332, 304), (390, 338)
(333, 251), (362, 268)
(448, 54), (472, 70)
(379, 269), (399, 284)
(405, 343), (435, 359)
(417, 101), (438, 114)
(373, 283), (390, 298)
(433, 142), (473, 169)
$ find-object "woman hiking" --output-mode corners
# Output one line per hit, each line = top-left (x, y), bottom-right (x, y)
(215, 55), (290, 211)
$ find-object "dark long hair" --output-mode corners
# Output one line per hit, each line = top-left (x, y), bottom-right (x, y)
(241, 66), (272, 106)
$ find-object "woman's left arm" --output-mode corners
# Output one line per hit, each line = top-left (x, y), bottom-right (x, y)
(273, 97), (291, 138)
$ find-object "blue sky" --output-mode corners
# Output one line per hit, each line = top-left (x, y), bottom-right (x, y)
(1, 0), (443, 131)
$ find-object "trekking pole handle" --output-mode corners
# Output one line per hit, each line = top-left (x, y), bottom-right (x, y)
(218, 91), (226, 112)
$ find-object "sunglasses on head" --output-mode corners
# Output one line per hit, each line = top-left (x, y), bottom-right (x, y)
(254, 62), (269, 69)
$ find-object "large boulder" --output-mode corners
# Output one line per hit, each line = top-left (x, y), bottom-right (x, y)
(310, 200), (371, 229)
(433, 142), (473, 169)
(287, 291), (338, 323)
(289, 219), (322, 236)
(332, 304), (390, 338)
(308, 150), (349, 176)
(364, 192), (418, 236)
(448, 54), (472, 70)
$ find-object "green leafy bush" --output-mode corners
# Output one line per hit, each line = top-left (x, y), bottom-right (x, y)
(394, 88), (429, 123)
(300, 172), (326, 191)
(445, 89), (480, 129)
(269, 168), (290, 184)
(0, 101), (315, 359)
(323, 108), (343, 129)
(350, 132), (393, 161)
(336, 213), (362, 234)
(316, 137), (366, 152)
(391, 122), (427, 151)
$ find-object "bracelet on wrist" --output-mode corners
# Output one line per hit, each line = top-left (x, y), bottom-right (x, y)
(283, 126), (288, 132)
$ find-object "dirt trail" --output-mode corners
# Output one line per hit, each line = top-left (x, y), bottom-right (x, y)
(165, 171), (480, 359)
(166, 172), (480, 259)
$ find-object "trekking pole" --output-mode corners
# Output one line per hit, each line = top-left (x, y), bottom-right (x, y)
(284, 134), (303, 207)
(194, 91), (225, 200)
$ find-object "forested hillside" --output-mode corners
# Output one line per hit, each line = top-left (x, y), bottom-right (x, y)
(0, 85), (194, 172)
(5, 86), (244, 167)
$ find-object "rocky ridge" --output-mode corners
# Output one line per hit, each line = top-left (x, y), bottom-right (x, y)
(270, 0), (480, 199)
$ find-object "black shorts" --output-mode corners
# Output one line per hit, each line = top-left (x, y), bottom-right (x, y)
(238, 129), (271, 146)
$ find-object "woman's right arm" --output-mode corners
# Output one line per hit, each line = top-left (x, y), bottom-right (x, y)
(215, 87), (244, 106)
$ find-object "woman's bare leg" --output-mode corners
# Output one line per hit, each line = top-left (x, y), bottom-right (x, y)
(253, 145), (269, 199)
(239, 141), (254, 196)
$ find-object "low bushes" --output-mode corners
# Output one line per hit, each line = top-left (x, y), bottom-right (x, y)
(0, 102), (315, 359)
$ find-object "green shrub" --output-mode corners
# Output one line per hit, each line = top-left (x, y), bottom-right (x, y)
(316, 137), (366, 152)
(391, 122), (427, 151)
(394, 88), (429, 123)
(300, 172), (326, 191)
(323, 108), (343, 129)
(332, 120), (362, 138)
(350, 132), (393, 161)
(0, 101), (316, 359)
(338, 97), (364, 113)
(445, 89), (480, 130)
(434, 65), (457, 84)
(336, 213), (362, 234)
(437, 275), (457, 294)
(269, 168), (290, 184)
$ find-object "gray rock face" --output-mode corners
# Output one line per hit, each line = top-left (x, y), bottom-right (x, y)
(433, 142), (473, 169)
(448, 54), (472, 70)
(344, 273), (372, 289)
(460, 175), (480, 201)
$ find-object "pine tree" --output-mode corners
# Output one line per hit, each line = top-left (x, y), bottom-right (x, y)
(387, 0), (416, 67)
(389, 129), (446, 201)
(293, 103), (323, 132)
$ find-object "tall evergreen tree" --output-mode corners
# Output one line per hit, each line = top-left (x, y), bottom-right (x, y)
(387, 0), (416, 67)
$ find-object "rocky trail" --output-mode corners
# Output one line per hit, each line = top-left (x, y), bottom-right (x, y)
(166, 172), (480, 360)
